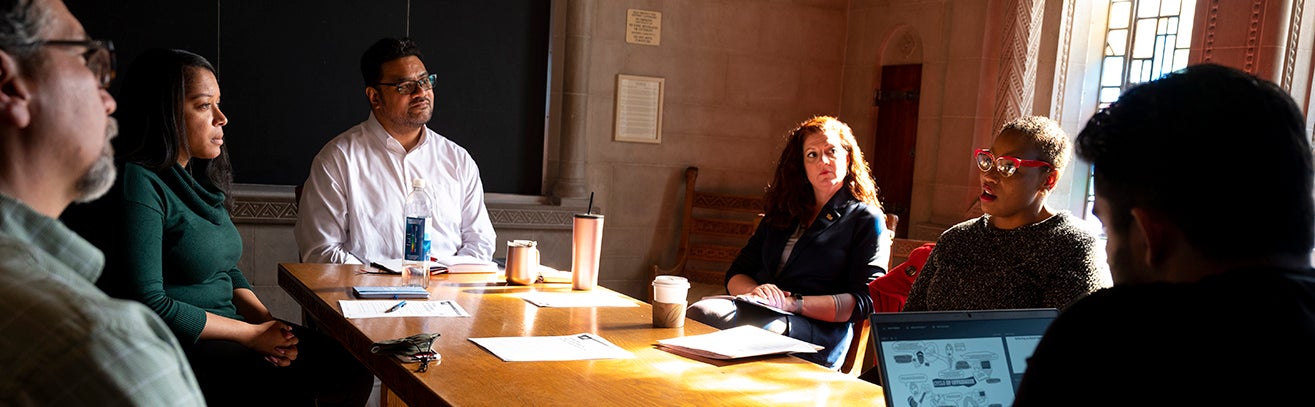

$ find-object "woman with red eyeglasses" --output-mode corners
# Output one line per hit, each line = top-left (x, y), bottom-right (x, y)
(901, 116), (1109, 312)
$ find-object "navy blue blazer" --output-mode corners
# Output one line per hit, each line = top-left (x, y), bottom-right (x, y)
(724, 189), (888, 367)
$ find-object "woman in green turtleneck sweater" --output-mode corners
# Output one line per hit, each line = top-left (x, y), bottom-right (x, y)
(85, 48), (372, 407)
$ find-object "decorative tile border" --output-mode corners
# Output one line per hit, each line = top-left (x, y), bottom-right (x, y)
(231, 199), (298, 224)
(488, 206), (578, 230)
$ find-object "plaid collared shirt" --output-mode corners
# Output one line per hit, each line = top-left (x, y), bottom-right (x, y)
(0, 193), (205, 406)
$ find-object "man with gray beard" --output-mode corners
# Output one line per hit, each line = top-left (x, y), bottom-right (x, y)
(0, 0), (204, 405)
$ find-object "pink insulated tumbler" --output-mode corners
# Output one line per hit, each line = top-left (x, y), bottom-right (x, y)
(571, 213), (604, 290)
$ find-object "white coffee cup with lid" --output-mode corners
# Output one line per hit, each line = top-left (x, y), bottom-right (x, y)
(651, 276), (690, 328)
(652, 275), (690, 303)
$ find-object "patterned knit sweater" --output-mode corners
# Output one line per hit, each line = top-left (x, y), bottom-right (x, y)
(902, 212), (1110, 311)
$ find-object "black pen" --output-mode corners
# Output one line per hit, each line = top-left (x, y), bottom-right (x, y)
(577, 334), (609, 348)
(384, 300), (407, 313)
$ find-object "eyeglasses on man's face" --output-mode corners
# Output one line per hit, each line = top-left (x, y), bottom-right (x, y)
(30, 39), (116, 90)
(377, 73), (436, 95)
(974, 148), (1052, 177)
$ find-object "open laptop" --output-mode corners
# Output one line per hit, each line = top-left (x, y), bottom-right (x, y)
(868, 308), (1059, 407)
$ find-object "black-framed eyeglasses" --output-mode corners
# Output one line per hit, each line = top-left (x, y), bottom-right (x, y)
(30, 39), (116, 90)
(376, 73), (436, 95)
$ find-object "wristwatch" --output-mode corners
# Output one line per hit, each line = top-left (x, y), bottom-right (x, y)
(792, 292), (804, 302)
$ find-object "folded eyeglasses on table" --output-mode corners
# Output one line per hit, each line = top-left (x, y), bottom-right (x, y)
(371, 332), (441, 372)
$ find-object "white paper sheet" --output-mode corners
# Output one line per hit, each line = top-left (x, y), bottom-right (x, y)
(656, 325), (822, 360)
(468, 333), (635, 362)
(339, 300), (471, 318)
(701, 294), (793, 315)
(536, 265), (573, 283)
(518, 291), (640, 308)
(369, 255), (498, 274)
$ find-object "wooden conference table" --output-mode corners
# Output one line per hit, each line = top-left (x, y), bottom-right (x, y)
(277, 263), (885, 406)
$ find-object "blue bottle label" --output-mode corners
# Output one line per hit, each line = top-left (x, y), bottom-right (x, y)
(404, 216), (426, 261)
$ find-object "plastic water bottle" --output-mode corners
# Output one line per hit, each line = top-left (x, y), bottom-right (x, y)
(403, 178), (434, 287)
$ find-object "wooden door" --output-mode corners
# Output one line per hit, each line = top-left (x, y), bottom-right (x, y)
(871, 64), (922, 238)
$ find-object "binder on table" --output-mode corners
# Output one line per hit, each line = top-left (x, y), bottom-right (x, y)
(352, 286), (431, 299)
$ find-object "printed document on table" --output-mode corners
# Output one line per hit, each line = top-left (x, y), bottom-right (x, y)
(370, 255), (500, 274)
(339, 300), (471, 318)
(469, 333), (634, 362)
(433, 255), (500, 273)
(518, 291), (640, 308)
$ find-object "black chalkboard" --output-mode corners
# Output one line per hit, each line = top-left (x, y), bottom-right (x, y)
(67, 0), (549, 194)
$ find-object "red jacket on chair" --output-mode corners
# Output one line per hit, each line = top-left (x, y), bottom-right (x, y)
(870, 242), (935, 312)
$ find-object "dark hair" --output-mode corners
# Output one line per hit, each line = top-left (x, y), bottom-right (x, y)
(115, 48), (233, 207)
(1000, 115), (1070, 174)
(360, 37), (424, 86)
(1077, 63), (1315, 259)
(0, 0), (45, 69)
(762, 116), (882, 228)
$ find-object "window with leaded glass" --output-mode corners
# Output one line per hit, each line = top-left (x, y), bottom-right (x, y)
(1086, 0), (1196, 217)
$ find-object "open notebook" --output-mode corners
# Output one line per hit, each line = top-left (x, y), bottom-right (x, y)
(368, 255), (500, 274)
(868, 308), (1059, 407)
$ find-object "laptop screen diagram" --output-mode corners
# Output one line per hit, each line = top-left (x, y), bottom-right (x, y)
(869, 309), (1058, 407)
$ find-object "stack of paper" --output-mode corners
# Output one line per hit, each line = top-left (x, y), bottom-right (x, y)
(656, 325), (822, 360)
(367, 259), (440, 274)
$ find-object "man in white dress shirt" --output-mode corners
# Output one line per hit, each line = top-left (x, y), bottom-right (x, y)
(295, 37), (496, 264)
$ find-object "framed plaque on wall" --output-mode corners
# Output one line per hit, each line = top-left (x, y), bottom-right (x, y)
(613, 74), (664, 144)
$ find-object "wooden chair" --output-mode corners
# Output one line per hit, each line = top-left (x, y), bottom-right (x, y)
(652, 167), (765, 302)
(840, 231), (938, 376)
(839, 213), (900, 375)
(890, 237), (936, 274)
